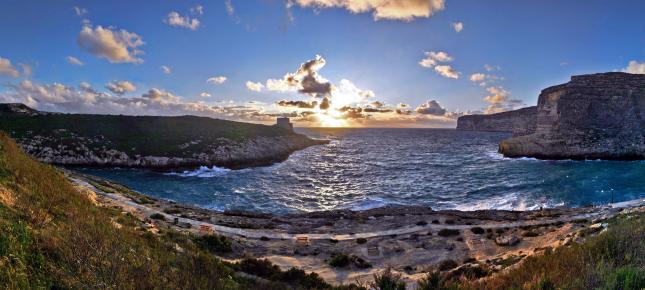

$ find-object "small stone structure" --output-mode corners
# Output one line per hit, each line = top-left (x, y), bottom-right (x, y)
(276, 117), (294, 132)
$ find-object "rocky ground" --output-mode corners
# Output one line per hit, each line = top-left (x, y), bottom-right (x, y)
(65, 171), (641, 288)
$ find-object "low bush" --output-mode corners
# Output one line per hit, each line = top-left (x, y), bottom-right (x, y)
(470, 227), (485, 234)
(193, 234), (233, 254)
(437, 229), (460, 237)
(371, 268), (406, 290)
(329, 253), (351, 267)
(356, 237), (367, 244)
(149, 213), (165, 220)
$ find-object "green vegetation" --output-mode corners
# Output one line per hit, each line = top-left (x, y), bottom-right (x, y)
(0, 111), (294, 158)
(328, 253), (351, 267)
(193, 234), (233, 254)
(0, 132), (354, 289)
(437, 229), (460, 237)
(370, 268), (406, 290)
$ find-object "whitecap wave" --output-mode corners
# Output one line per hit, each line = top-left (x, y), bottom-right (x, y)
(166, 166), (231, 178)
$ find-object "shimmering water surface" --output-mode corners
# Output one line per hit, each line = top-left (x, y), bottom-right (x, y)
(79, 128), (645, 215)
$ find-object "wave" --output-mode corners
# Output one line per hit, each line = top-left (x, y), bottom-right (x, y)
(166, 166), (231, 178)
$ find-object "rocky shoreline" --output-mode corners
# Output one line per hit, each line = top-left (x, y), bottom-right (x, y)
(69, 171), (638, 287)
(28, 134), (329, 170)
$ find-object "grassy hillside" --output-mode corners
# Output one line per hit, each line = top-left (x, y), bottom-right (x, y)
(0, 112), (293, 157)
(0, 132), (355, 289)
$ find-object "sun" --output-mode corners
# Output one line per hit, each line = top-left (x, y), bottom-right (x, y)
(317, 112), (346, 127)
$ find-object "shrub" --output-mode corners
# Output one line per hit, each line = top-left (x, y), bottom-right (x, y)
(194, 234), (233, 254)
(260, 236), (270, 241)
(437, 229), (460, 237)
(418, 271), (447, 290)
(356, 237), (367, 244)
(522, 230), (539, 237)
(329, 253), (351, 267)
(371, 268), (406, 290)
(437, 259), (458, 271)
(416, 220), (428, 226)
(149, 213), (165, 220)
(470, 227), (485, 234)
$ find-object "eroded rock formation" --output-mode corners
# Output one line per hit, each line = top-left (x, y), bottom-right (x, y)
(499, 72), (645, 159)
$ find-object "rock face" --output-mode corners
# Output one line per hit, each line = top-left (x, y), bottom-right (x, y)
(457, 106), (537, 136)
(0, 104), (329, 169)
(499, 72), (645, 160)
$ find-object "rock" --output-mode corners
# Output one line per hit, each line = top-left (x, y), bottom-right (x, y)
(499, 72), (645, 159)
(457, 106), (537, 136)
(495, 235), (521, 246)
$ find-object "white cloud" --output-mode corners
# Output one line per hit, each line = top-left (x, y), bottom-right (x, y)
(469, 73), (502, 86)
(142, 88), (180, 102)
(191, 5), (204, 15)
(416, 100), (446, 115)
(419, 51), (453, 68)
(77, 25), (144, 64)
(288, 0), (446, 21)
(452, 22), (463, 32)
(66, 56), (84, 66)
(484, 64), (500, 71)
(207, 76), (227, 85)
(105, 81), (137, 95)
(246, 81), (264, 92)
(469, 73), (486, 82)
(0, 80), (277, 122)
(199, 92), (212, 97)
(164, 6), (204, 30)
(161, 65), (172, 74)
(482, 86), (523, 114)
(0, 57), (21, 78)
(18, 64), (32, 78)
(434, 65), (460, 79)
(73, 6), (88, 17)
(624, 60), (645, 74)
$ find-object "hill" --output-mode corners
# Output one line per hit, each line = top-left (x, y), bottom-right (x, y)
(0, 104), (327, 169)
(0, 132), (363, 289)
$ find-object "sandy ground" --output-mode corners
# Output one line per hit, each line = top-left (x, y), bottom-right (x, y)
(67, 171), (642, 288)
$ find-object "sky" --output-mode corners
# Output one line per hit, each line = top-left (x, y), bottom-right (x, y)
(0, 0), (643, 127)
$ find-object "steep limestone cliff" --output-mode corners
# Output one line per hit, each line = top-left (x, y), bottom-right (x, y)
(499, 72), (645, 159)
(0, 104), (328, 169)
(457, 106), (537, 136)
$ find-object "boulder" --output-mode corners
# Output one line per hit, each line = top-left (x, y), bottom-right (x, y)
(495, 235), (521, 246)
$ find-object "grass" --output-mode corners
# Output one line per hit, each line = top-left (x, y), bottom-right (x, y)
(0, 132), (357, 289)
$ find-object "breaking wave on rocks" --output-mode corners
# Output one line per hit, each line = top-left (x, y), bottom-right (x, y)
(166, 166), (231, 178)
(80, 128), (645, 215)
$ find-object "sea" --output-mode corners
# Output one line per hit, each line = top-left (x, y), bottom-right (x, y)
(78, 128), (645, 215)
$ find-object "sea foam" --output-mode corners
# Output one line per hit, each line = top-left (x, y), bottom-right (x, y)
(166, 166), (231, 178)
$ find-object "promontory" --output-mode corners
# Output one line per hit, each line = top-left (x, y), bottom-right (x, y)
(499, 72), (645, 159)
(0, 103), (328, 169)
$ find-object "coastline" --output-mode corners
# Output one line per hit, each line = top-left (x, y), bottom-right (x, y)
(68, 170), (642, 287)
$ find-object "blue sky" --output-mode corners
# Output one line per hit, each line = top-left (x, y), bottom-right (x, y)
(0, 0), (643, 127)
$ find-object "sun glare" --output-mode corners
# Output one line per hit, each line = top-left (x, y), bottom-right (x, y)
(317, 112), (346, 127)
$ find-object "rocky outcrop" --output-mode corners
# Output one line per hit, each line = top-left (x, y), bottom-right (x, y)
(24, 134), (327, 169)
(457, 106), (537, 136)
(0, 103), (52, 116)
(499, 72), (645, 160)
(0, 104), (329, 169)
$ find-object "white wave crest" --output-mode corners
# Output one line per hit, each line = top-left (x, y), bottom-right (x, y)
(166, 166), (231, 178)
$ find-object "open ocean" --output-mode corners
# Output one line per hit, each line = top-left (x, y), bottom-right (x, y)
(78, 128), (645, 215)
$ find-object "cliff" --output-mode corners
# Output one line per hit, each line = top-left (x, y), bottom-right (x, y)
(499, 72), (645, 160)
(456, 106), (537, 136)
(0, 104), (328, 169)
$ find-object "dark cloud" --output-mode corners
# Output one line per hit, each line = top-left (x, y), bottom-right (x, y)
(319, 97), (330, 110)
(277, 100), (317, 108)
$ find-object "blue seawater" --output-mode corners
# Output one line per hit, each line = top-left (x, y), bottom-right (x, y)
(78, 128), (645, 215)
